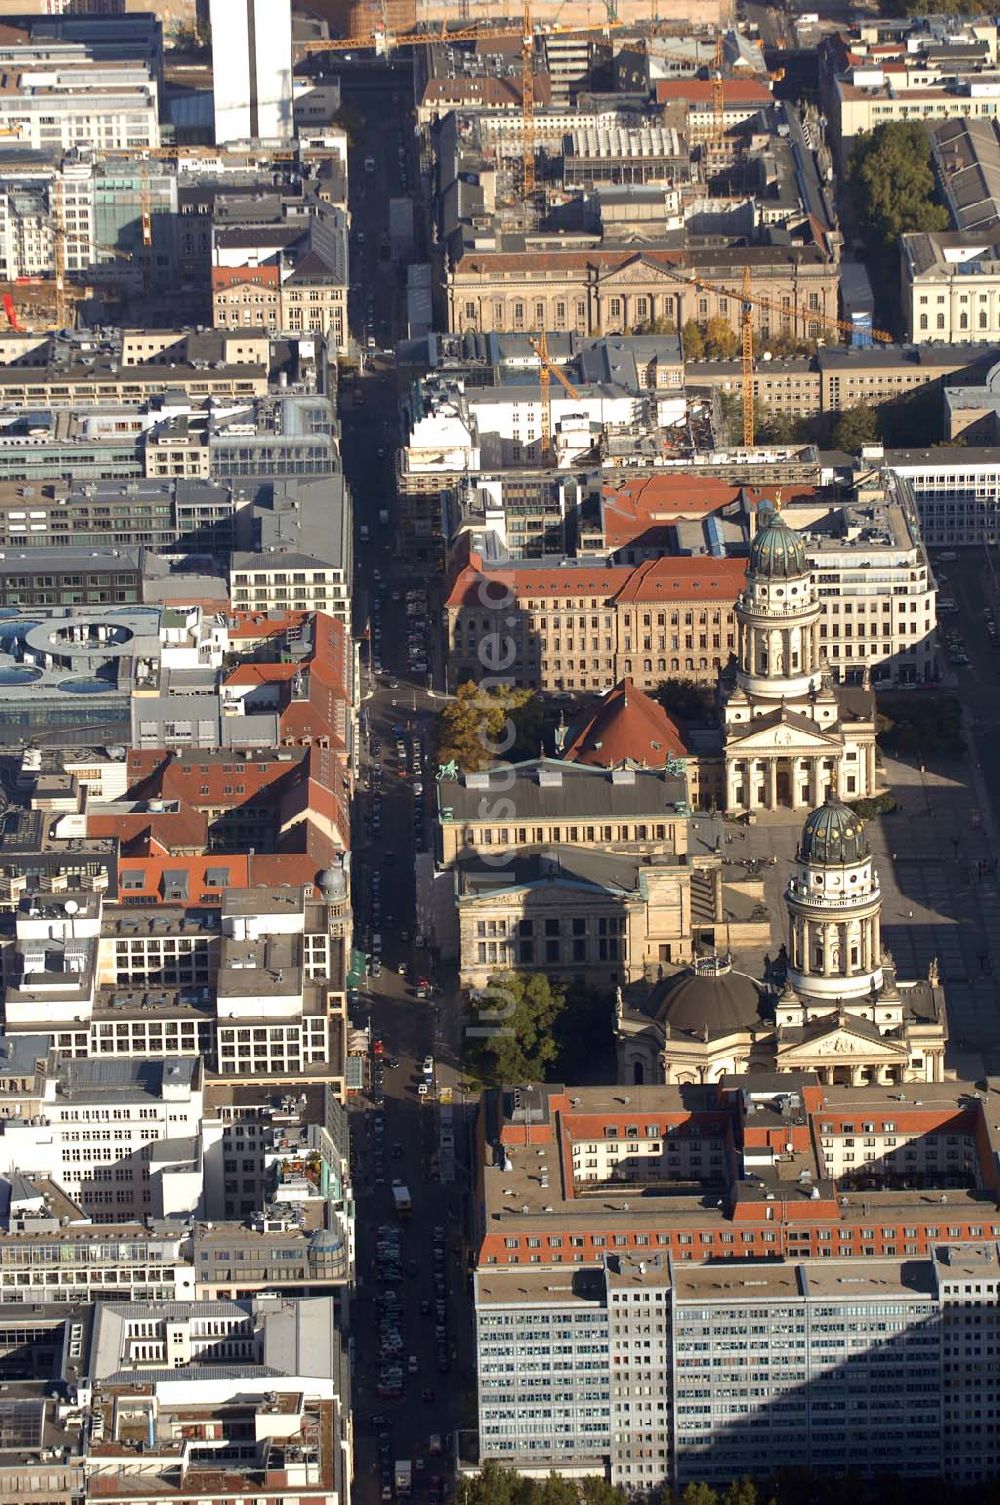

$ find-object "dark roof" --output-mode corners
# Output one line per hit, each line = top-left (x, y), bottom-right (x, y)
(748, 509), (806, 580)
(652, 960), (762, 1039)
(438, 759), (686, 822)
(798, 794), (868, 866)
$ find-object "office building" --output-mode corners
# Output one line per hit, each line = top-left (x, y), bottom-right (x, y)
(471, 1079), (1000, 1485)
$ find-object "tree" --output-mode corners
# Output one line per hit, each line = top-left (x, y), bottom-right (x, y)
(722, 1482), (759, 1505)
(830, 403), (881, 453)
(681, 320), (706, 360)
(656, 677), (715, 725)
(755, 408), (809, 445)
(553, 981), (615, 1080)
(438, 681), (541, 772)
(703, 316), (740, 359)
(681, 1486), (720, 1505)
(581, 1480), (629, 1505)
(466, 972), (566, 1085)
(848, 121), (949, 246)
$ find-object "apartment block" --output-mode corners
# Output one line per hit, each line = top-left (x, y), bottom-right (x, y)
(471, 1080), (1000, 1485)
(0, 884), (348, 1088)
(820, 18), (1000, 167)
(881, 445), (1000, 545)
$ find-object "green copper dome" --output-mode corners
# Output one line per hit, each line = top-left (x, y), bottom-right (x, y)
(799, 794), (869, 866)
(748, 509), (807, 580)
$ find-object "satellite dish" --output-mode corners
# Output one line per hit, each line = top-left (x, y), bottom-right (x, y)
(63, 899), (79, 915)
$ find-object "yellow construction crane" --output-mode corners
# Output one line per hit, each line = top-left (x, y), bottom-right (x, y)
(530, 330), (581, 463)
(52, 178), (68, 331)
(521, 0), (536, 198)
(711, 30), (725, 144)
(298, 10), (617, 201)
(667, 264), (893, 447)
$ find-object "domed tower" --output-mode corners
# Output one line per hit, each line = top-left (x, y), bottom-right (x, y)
(735, 506), (822, 702)
(785, 794), (882, 1006)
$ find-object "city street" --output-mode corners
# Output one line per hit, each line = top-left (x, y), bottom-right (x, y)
(340, 68), (473, 1505)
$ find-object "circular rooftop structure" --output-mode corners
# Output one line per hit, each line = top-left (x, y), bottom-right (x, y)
(652, 957), (761, 1039)
(799, 794), (869, 866)
(0, 664), (40, 686)
(58, 677), (114, 695)
(748, 508), (807, 580)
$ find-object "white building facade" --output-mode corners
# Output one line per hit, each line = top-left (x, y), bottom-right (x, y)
(209, 0), (294, 144)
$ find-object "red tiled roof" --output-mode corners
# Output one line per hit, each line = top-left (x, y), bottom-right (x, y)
(225, 663), (300, 686)
(445, 550), (634, 609)
(447, 551), (747, 610)
(229, 610), (310, 641)
(116, 854), (251, 903)
(600, 477), (814, 550)
(87, 806), (209, 856)
(655, 78), (772, 106)
(564, 679), (688, 768)
(612, 555), (746, 604)
(211, 265), (279, 289)
(224, 613), (351, 750)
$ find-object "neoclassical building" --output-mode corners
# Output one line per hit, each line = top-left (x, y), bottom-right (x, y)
(721, 505), (879, 814)
(617, 795), (948, 1087)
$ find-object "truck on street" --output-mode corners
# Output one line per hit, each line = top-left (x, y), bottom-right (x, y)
(395, 1461), (412, 1495)
(392, 1183), (412, 1218)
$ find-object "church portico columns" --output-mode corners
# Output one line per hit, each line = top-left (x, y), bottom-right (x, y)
(809, 759), (821, 808)
(767, 760), (778, 810)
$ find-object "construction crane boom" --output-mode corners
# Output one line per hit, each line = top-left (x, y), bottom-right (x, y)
(297, 16), (612, 51)
(664, 264), (893, 347)
(665, 264), (893, 448)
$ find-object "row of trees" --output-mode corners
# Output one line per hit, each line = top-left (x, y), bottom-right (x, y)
(683, 321), (817, 364)
(458, 1463), (1000, 1505)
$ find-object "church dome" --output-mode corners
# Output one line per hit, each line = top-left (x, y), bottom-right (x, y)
(652, 957), (761, 1039)
(748, 509), (806, 580)
(799, 794), (868, 866)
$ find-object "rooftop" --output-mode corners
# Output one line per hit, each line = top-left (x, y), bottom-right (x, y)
(438, 758), (687, 822)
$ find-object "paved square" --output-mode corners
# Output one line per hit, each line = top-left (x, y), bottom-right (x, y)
(692, 751), (1000, 1076)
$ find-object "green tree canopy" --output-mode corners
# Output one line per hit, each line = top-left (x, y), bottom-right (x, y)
(830, 403), (881, 454)
(656, 677), (716, 725)
(466, 972), (566, 1085)
(438, 681), (542, 772)
(682, 320), (706, 359)
(848, 121), (949, 246)
(465, 973), (614, 1086)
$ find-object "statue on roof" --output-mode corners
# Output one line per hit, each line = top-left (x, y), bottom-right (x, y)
(928, 956), (940, 986)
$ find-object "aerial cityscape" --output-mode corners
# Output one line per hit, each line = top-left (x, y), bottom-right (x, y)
(0, 0), (998, 1499)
